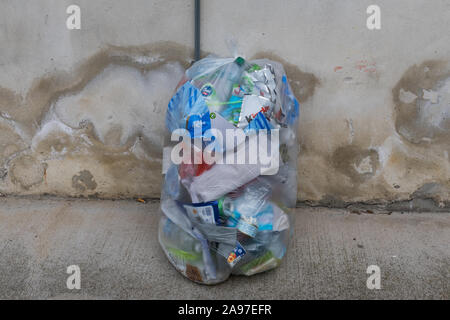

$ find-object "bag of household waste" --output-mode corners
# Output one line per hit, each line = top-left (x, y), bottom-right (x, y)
(158, 55), (300, 284)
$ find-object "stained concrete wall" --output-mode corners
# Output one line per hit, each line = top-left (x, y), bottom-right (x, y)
(0, 0), (449, 207)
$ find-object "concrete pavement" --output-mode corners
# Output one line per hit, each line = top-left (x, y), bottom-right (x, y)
(0, 197), (448, 299)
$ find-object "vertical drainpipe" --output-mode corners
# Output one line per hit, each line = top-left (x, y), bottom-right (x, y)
(194, 0), (200, 61)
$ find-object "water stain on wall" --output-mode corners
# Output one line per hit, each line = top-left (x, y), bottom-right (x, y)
(393, 60), (450, 145)
(72, 170), (97, 192)
(332, 145), (380, 183)
(9, 156), (47, 190)
(0, 41), (191, 195)
(0, 87), (22, 122)
(10, 42), (192, 137)
(301, 60), (450, 208)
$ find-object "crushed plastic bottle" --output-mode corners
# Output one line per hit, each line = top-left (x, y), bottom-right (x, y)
(159, 54), (300, 284)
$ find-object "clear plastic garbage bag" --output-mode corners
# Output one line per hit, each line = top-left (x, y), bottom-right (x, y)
(158, 55), (300, 284)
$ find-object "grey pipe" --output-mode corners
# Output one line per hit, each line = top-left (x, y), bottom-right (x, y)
(194, 0), (200, 61)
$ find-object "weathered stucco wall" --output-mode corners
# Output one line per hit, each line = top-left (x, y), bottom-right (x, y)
(0, 0), (449, 208)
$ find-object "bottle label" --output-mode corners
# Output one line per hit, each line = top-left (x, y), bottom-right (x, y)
(200, 83), (215, 98)
(183, 201), (222, 225)
(227, 242), (246, 267)
(237, 219), (258, 238)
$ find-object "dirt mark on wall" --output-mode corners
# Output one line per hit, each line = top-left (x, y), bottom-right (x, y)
(393, 60), (450, 145)
(0, 42), (192, 138)
(10, 156), (47, 190)
(72, 170), (97, 192)
(0, 41), (192, 194)
(332, 145), (380, 183)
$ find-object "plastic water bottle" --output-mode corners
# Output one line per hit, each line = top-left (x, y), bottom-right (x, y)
(214, 57), (246, 103)
(218, 179), (272, 233)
